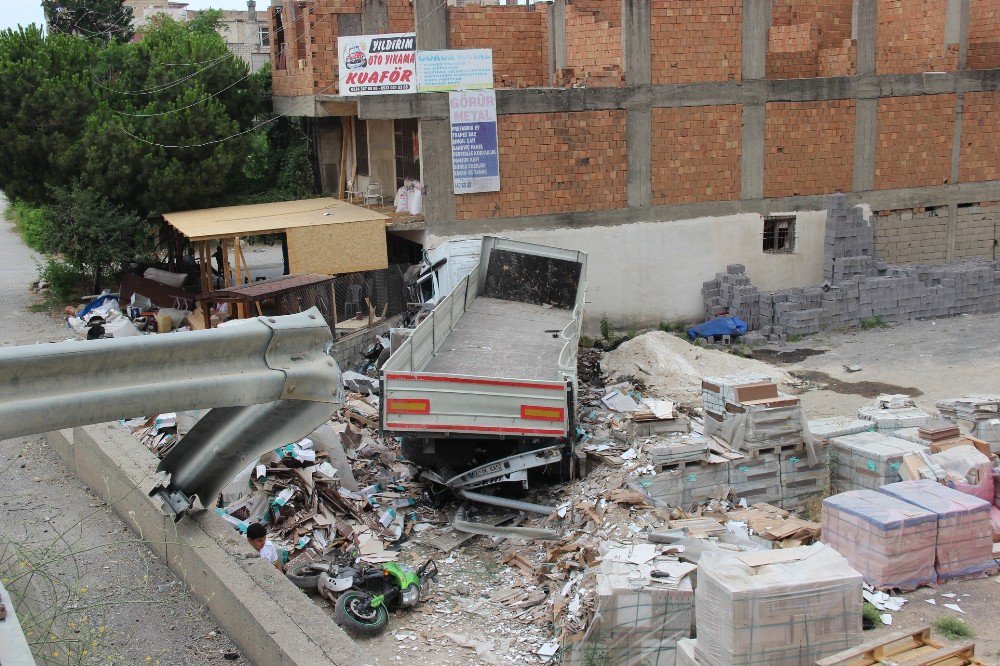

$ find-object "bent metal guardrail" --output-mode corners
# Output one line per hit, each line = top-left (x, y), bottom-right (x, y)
(0, 308), (342, 518)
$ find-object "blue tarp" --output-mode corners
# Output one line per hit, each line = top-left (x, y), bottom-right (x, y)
(77, 292), (119, 318)
(686, 316), (748, 341)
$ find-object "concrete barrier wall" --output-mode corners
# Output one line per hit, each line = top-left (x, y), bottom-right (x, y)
(45, 425), (373, 666)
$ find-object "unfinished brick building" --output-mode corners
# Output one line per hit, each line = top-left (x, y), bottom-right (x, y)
(268, 0), (999, 328)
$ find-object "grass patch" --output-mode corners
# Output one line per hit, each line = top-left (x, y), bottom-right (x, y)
(786, 334), (804, 343)
(933, 616), (974, 640)
(5, 199), (47, 252)
(600, 315), (611, 342)
(862, 602), (883, 626)
(860, 316), (891, 330)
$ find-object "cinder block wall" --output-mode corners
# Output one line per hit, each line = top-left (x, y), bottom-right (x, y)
(874, 207), (951, 265)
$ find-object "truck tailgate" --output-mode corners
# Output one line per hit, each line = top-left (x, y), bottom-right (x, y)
(383, 372), (569, 436)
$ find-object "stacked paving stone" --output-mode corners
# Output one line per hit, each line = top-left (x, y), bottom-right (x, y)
(702, 195), (1000, 339)
(828, 431), (927, 493)
(936, 395), (1000, 453)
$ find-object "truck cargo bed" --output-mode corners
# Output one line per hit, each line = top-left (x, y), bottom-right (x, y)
(423, 297), (574, 382)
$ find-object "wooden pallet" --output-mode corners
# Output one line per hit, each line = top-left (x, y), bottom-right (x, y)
(742, 442), (805, 458)
(816, 626), (985, 666)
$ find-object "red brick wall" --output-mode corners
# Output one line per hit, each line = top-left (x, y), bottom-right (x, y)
(875, 94), (955, 190)
(767, 1), (854, 79)
(764, 100), (856, 197)
(650, 0), (741, 84)
(960, 92), (1000, 183)
(387, 0), (413, 33)
(876, 0), (957, 74)
(651, 106), (742, 205)
(968, 0), (1000, 70)
(448, 6), (548, 88)
(454, 111), (627, 220)
(562, 0), (623, 87)
(271, 0), (364, 97)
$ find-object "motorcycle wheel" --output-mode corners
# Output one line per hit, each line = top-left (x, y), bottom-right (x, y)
(335, 591), (389, 637)
(285, 562), (327, 589)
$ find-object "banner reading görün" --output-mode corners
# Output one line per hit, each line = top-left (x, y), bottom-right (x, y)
(338, 33), (416, 96)
(450, 91), (500, 194)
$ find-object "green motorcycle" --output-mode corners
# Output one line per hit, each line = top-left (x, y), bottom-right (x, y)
(334, 559), (438, 636)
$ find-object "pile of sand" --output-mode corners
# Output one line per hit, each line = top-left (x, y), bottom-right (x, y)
(600, 331), (790, 401)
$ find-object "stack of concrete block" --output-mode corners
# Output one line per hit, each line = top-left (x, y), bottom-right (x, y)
(808, 417), (872, 440)
(937, 395), (1000, 453)
(778, 448), (827, 509)
(858, 395), (932, 430)
(695, 544), (862, 666)
(828, 431), (927, 493)
(821, 489), (938, 591)
(702, 375), (806, 454)
(701, 196), (1000, 337)
(570, 544), (695, 666)
(728, 454), (781, 505)
(824, 193), (876, 283)
(633, 463), (730, 508)
(878, 480), (998, 583)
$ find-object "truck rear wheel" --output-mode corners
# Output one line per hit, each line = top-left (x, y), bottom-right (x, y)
(399, 437), (438, 468)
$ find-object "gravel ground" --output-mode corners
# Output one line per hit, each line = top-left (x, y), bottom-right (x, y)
(0, 194), (72, 346)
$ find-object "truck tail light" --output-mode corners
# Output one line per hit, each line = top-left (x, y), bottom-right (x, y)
(520, 405), (565, 422)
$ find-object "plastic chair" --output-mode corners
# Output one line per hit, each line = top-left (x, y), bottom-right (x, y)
(344, 284), (363, 317)
(364, 182), (384, 206)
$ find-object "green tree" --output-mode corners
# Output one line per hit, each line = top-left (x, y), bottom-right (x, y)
(40, 184), (150, 293)
(0, 26), (100, 203)
(42, 0), (134, 43)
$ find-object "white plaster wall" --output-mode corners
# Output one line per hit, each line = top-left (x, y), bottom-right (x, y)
(427, 209), (831, 334)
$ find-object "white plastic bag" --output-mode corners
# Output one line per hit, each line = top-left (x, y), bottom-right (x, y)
(394, 186), (409, 213)
(408, 182), (423, 215)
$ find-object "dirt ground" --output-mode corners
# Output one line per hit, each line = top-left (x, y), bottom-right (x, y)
(750, 313), (1000, 663)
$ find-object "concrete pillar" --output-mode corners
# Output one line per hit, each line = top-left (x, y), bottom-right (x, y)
(945, 0), (970, 68)
(946, 0), (968, 261)
(548, 0), (567, 86)
(853, 98), (877, 192)
(415, 0), (448, 51)
(622, 0), (651, 86)
(419, 118), (457, 223)
(853, 0), (876, 74)
(741, 0), (772, 81)
(741, 105), (765, 199)
(627, 108), (652, 208)
(361, 0), (389, 34)
(337, 13), (362, 37)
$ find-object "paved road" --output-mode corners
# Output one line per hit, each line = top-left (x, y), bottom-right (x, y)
(0, 193), (70, 346)
(0, 193), (251, 664)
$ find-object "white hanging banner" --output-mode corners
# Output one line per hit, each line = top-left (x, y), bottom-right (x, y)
(416, 49), (494, 93)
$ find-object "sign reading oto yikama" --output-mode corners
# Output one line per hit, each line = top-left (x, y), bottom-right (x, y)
(338, 33), (416, 96)
(416, 49), (494, 93)
(450, 91), (500, 194)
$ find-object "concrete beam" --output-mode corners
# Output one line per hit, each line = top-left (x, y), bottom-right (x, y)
(274, 95), (325, 117)
(419, 118), (457, 223)
(427, 180), (1000, 237)
(45, 426), (371, 666)
(622, 0), (651, 86)
(742, 0), (773, 81)
(741, 105), (765, 200)
(853, 97), (877, 192)
(361, 0), (388, 34)
(320, 69), (1000, 120)
(854, 0), (877, 74)
(414, 0), (448, 51)
(627, 108), (652, 208)
(547, 0), (566, 86)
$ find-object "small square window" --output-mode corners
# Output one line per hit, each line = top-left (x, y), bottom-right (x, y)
(259, 26), (270, 47)
(763, 215), (796, 254)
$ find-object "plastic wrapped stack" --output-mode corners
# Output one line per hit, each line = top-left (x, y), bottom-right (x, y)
(821, 489), (937, 590)
(567, 544), (695, 666)
(828, 431), (927, 492)
(878, 480), (998, 582)
(694, 543), (862, 666)
(778, 448), (827, 509)
(677, 638), (700, 666)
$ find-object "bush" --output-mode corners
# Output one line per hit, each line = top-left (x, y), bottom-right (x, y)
(6, 199), (48, 252)
(860, 316), (890, 330)
(38, 259), (85, 302)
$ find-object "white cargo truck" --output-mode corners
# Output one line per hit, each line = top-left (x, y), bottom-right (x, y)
(380, 237), (587, 487)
